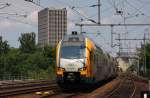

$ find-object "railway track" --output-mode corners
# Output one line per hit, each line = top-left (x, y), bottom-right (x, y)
(0, 80), (59, 97)
(0, 73), (146, 98)
(0, 80), (83, 98)
(104, 75), (136, 98)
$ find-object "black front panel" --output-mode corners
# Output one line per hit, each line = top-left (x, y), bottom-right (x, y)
(63, 72), (80, 83)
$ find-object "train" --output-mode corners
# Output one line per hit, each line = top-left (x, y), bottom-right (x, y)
(56, 32), (118, 86)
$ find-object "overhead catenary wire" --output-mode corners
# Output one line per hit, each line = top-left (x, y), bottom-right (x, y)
(107, 0), (124, 14)
(124, 0), (150, 19)
(0, 12), (27, 18)
(1, 0), (150, 49)
(70, 4), (95, 9)
(24, 0), (45, 9)
(10, 3), (30, 15)
(111, 0), (150, 33)
(121, 0), (150, 36)
(85, 30), (116, 54)
(54, 0), (124, 25)
(54, 0), (96, 23)
(0, 1), (42, 26)
(0, 3), (11, 9)
(107, 0), (150, 22)
(0, 15), (37, 27)
(75, 0), (150, 53)
(0, 1), (31, 17)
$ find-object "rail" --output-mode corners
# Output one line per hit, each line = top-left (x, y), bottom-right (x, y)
(0, 80), (57, 97)
(104, 74), (136, 98)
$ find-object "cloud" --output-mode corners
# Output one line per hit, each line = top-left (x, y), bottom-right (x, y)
(26, 10), (38, 26)
(0, 10), (38, 47)
(67, 7), (75, 18)
(0, 10), (38, 29)
(101, 15), (122, 24)
(0, 19), (12, 29)
(68, 20), (75, 32)
(66, 7), (92, 33)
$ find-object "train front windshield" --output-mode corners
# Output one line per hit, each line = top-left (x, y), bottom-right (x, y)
(61, 46), (85, 59)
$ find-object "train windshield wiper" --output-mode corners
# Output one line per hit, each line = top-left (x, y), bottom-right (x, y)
(61, 57), (77, 59)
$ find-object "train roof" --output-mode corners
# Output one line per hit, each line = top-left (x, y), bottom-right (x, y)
(63, 34), (85, 42)
(62, 32), (115, 59)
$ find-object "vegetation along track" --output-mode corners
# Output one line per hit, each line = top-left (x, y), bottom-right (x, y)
(0, 80), (59, 97)
(104, 75), (136, 98)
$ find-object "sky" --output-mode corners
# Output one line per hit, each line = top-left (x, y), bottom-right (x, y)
(0, 0), (150, 56)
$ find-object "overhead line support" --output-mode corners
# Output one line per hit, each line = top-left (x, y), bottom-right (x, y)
(98, 0), (101, 24)
(76, 23), (150, 26)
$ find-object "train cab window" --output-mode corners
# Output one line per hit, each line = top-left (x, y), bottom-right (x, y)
(61, 44), (85, 59)
(61, 41), (85, 59)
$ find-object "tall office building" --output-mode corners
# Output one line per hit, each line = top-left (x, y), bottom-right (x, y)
(38, 8), (67, 47)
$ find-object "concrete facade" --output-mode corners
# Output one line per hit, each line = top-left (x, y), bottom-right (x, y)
(38, 8), (67, 47)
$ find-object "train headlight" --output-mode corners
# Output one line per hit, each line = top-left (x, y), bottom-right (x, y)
(83, 67), (86, 70)
(57, 67), (65, 71)
(79, 67), (87, 76)
(78, 67), (87, 71)
(57, 67), (65, 75)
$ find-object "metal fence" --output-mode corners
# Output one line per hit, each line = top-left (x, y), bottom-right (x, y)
(0, 74), (28, 81)
(0, 74), (55, 81)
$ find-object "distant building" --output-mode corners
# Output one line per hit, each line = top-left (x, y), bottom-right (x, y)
(38, 8), (67, 47)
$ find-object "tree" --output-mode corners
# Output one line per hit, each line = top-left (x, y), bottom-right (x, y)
(42, 44), (56, 64)
(18, 32), (36, 53)
(0, 36), (9, 55)
(137, 42), (150, 76)
(42, 44), (53, 57)
(0, 35), (56, 79)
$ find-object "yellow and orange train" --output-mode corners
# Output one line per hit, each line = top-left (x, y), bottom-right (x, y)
(56, 32), (117, 85)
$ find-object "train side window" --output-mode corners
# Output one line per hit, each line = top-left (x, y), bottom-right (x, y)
(104, 58), (106, 66)
(93, 53), (96, 65)
(90, 50), (94, 62)
(99, 56), (101, 65)
(95, 52), (97, 65)
(100, 55), (102, 65)
(96, 54), (98, 65)
(103, 56), (105, 65)
(98, 54), (100, 65)
(96, 55), (97, 65)
(97, 54), (99, 65)
(106, 58), (108, 66)
(103, 58), (105, 65)
(94, 53), (96, 65)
